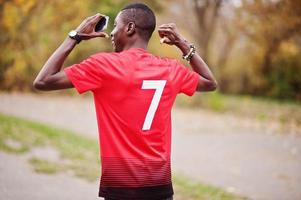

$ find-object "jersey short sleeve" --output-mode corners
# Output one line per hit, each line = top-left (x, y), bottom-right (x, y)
(64, 53), (113, 94)
(173, 61), (200, 96)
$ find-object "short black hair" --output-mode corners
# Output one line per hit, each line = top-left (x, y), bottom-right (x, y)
(121, 3), (156, 41)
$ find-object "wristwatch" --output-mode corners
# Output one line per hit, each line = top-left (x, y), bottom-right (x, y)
(68, 30), (81, 44)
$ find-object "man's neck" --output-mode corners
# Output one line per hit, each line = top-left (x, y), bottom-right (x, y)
(122, 39), (148, 51)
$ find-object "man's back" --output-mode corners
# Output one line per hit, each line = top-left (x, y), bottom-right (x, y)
(64, 48), (199, 199)
(34, 4), (217, 199)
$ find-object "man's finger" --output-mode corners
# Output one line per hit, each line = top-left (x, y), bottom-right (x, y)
(158, 27), (172, 31)
(90, 13), (102, 24)
(160, 37), (167, 44)
(79, 32), (109, 39)
(158, 27), (173, 31)
(159, 23), (173, 27)
(158, 29), (174, 36)
(86, 13), (100, 23)
(159, 23), (175, 28)
(94, 32), (109, 38)
(160, 37), (172, 44)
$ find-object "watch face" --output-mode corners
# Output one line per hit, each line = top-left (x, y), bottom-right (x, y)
(69, 30), (77, 37)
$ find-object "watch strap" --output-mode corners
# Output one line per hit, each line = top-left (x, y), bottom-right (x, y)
(69, 31), (82, 44)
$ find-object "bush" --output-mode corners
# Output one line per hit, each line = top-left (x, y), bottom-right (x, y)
(267, 53), (301, 100)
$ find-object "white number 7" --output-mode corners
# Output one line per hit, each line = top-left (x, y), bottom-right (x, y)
(141, 80), (166, 130)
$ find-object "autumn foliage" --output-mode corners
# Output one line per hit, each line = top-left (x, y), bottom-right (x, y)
(0, 0), (300, 101)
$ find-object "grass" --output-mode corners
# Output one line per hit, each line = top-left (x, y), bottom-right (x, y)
(29, 157), (63, 174)
(176, 91), (301, 127)
(0, 113), (99, 181)
(0, 113), (245, 200)
(173, 176), (246, 200)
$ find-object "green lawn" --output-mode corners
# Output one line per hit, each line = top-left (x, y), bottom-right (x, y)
(176, 91), (301, 127)
(0, 113), (246, 200)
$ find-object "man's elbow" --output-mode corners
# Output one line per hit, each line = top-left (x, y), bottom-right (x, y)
(33, 80), (47, 91)
(33, 80), (42, 90)
(207, 80), (218, 91)
(197, 79), (218, 92)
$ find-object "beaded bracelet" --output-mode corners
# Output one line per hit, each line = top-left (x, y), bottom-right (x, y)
(182, 44), (196, 62)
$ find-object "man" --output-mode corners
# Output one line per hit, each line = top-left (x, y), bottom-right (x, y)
(33, 3), (217, 200)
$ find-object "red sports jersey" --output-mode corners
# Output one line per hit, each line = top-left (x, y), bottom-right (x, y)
(64, 48), (199, 200)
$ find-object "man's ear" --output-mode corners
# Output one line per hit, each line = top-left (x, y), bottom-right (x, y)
(126, 22), (136, 36)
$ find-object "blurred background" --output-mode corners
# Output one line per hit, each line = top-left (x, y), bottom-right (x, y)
(0, 0), (301, 200)
(1, 0), (301, 100)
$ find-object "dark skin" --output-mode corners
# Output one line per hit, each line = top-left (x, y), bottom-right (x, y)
(33, 11), (217, 92)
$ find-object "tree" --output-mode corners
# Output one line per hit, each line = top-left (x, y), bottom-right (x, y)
(0, 0), (162, 91)
(239, 0), (301, 75)
(237, 0), (301, 98)
(192, 0), (224, 63)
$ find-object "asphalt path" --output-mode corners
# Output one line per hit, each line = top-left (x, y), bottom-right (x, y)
(0, 92), (300, 200)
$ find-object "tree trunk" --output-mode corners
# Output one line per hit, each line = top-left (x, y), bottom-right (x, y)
(192, 0), (222, 63)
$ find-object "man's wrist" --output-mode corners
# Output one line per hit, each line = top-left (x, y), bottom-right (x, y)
(61, 37), (78, 53)
(176, 38), (190, 55)
(65, 37), (78, 46)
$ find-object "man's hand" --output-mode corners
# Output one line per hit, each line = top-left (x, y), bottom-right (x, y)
(158, 23), (185, 45)
(158, 23), (190, 54)
(158, 23), (218, 92)
(33, 13), (110, 91)
(76, 13), (109, 40)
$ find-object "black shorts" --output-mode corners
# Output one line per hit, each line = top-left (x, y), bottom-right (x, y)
(99, 183), (174, 200)
(104, 196), (173, 200)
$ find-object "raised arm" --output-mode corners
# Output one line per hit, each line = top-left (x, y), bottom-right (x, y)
(33, 13), (108, 91)
(158, 23), (217, 92)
